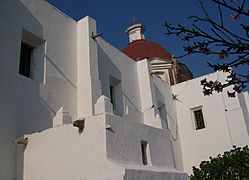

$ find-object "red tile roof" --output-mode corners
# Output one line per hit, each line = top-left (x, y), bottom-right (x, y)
(122, 39), (172, 61)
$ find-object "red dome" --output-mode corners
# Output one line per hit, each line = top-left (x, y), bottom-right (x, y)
(122, 39), (172, 61)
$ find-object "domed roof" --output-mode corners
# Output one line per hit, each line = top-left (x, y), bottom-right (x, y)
(122, 39), (172, 61)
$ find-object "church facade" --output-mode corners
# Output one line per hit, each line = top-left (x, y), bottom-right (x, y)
(0, 0), (248, 179)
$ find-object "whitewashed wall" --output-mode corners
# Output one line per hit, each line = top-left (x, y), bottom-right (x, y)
(238, 92), (249, 135)
(152, 75), (185, 170)
(77, 17), (102, 118)
(172, 72), (249, 174)
(21, 115), (124, 180)
(95, 34), (183, 173)
(106, 114), (175, 167)
(21, 112), (187, 180)
(97, 38), (143, 122)
(4, 1), (247, 179)
(0, 1), (78, 179)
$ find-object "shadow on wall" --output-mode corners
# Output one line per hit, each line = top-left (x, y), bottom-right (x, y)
(0, 1), (76, 179)
(0, 1), (51, 180)
(97, 44), (124, 115)
(42, 54), (76, 125)
(154, 85), (169, 130)
(122, 91), (143, 118)
(45, 55), (77, 89)
(17, 52), (81, 135)
(238, 93), (249, 135)
(97, 43), (143, 122)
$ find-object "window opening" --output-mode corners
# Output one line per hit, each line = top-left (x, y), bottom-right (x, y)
(110, 85), (115, 109)
(109, 75), (124, 116)
(19, 42), (34, 78)
(141, 141), (148, 165)
(193, 109), (205, 130)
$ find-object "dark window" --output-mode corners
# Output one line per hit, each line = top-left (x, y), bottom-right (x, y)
(110, 85), (115, 109)
(194, 109), (205, 130)
(168, 69), (175, 85)
(141, 141), (148, 165)
(19, 42), (33, 78)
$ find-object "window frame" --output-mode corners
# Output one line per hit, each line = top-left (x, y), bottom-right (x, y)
(19, 42), (35, 78)
(18, 29), (46, 83)
(191, 106), (206, 130)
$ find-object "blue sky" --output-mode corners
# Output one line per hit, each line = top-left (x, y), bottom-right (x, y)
(47, 0), (243, 80)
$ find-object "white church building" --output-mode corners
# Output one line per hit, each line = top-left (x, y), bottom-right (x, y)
(0, 1), (248, 180)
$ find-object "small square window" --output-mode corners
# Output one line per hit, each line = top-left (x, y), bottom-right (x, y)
(193, 109), (205, 130)
(19, 42), (34, 78)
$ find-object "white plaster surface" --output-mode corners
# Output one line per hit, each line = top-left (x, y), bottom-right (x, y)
(153, 75), (185, 171)
(172, 72), (249, 174)
(21, 113), (188, 180)
(77, 17), (102, 118)
(0, 1), (77, 179)
(239, 92), (249, 135)
(106, 114), (175, 167)
(1, 1), (186, 178)
(125, 23), (145, 42)
(136, 60), (162, 128)
(21, 115), (124, 180)
(97, 38), (143, 122)
(94, 95), (114, 115)
(2, 1), (248, 179)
